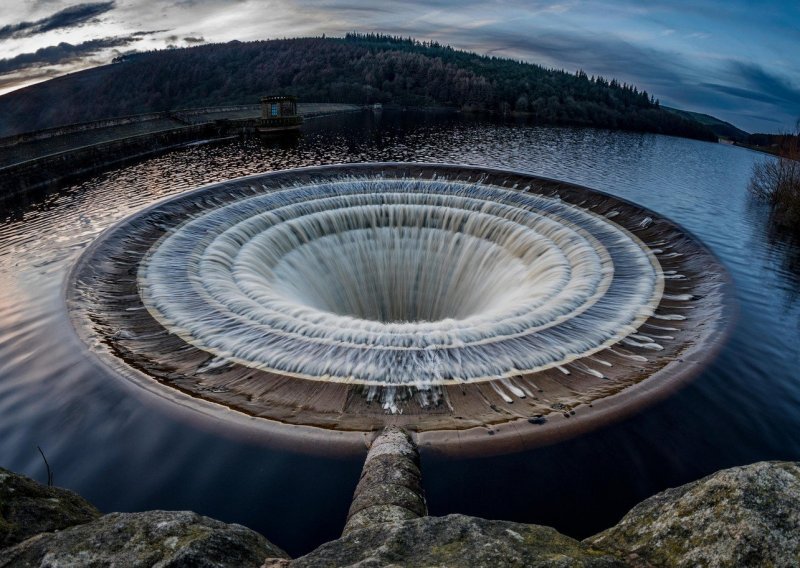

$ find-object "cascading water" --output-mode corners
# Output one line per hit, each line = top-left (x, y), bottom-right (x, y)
(68, 163), (730, 452)
(140, 179), (661, 384)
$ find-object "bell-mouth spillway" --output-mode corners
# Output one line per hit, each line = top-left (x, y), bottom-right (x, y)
(67, 163), (733, 456)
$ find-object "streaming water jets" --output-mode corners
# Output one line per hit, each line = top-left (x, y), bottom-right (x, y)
(630, 334), (655, 341)
(491, 382), (514, 404)
(500, 378), (526, 399)
(643, 323), (679, 332)
(196, 357), (231, 373)
(641, 333), (675, 340)
(512, 379), (535, 398)
(609, 348), (649, 362)
(138, 177), (664, 389)
(415, 387), (446, 409)
(622, 338), (664, 350)
(570, 362), (606, 379)
(590, 356), (613, 367)
(367, 385), (402, 414)
(664, 294), (694, 301)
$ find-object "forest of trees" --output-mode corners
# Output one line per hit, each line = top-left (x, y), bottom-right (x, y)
(746, 132), (800, 150)
(0, 34), (715, 140)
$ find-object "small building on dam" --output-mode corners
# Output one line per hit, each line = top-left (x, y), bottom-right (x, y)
(257, 95), (303, 134)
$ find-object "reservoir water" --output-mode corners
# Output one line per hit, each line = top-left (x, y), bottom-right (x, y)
(1, 110), (798, 556)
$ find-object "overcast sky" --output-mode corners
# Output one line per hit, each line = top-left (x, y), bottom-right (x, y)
(0, 0), (798, 133)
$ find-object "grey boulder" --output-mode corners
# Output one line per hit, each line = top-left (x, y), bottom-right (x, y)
(0, 510), (288, 568)
(293, 513), (622, 567)
(587, 460), (800, 567)
(0, 467), (100, 549)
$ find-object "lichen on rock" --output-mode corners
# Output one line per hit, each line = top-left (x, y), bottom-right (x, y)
(3, 460), (800, 567)
(586, 461), (800, 567)
(294, 514), (622, 567)
(0, 467), (99, 549)
(0, 510), (288, 568)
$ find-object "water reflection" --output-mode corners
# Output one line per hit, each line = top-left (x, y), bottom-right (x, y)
(0, 110), (799, 555)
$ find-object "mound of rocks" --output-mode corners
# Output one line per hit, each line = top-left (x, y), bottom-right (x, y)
(2, 461), (799, 567)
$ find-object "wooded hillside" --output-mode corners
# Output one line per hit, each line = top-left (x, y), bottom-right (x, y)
(0, 34), (715, 140)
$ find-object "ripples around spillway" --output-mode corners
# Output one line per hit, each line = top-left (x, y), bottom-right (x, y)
(1, 111), (799, 556)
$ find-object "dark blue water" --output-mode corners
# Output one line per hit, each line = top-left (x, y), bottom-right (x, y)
(1, 110), (798, 556)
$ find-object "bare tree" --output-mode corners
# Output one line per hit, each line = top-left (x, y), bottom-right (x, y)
(749, 119), (800, 230)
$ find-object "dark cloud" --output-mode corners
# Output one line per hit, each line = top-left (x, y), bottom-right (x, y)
(0, 2), (116, 40)
(163, 33), (204, 44)
(162, 33), (204, 46)
(472, 30), (688, 87)
(730, 62), (800, 107)
(744, 114), (783, 125)
(133, 29), (170, 37)
(688, 63), (800, 131)
(0, 36), (135, 74)
(368, 24), (692, 92)
(701, 83), (787, 106)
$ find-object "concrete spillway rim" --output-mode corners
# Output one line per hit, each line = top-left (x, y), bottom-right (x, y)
(63, 162), (737, 458)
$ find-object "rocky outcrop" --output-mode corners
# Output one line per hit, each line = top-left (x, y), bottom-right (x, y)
(2, 460), (799, 567)
(587, 461), (800, 567)
(0, 467), (99, 549)
(295, 514), (622, 567)
(343, 426), (426, 535)
(0, 510), (289, 568)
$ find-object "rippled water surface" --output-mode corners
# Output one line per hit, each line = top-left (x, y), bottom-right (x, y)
(1, 111), (799, 555)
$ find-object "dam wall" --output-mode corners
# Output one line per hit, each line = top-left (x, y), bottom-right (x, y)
(0, 103), (361, 206)
(0, 105), (265, 148)
(0, 123), (223, 204)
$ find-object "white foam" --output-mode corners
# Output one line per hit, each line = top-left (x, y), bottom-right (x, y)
(139, 178), (664, 386)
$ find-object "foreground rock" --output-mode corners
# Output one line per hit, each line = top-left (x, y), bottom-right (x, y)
(587, 461), (800, 567)
(2, 460), (800, 567)
(294, 514), (622, 567)
(0, 510), (289, 568)
(0, 467), (100, 549)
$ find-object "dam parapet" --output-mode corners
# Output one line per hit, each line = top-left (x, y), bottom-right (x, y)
(0, 102), (360, 205)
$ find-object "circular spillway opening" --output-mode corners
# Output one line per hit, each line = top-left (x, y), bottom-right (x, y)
(265, 226), (539, 323)
(68, 163), (732, 454)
